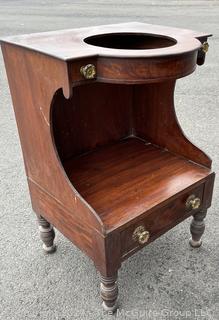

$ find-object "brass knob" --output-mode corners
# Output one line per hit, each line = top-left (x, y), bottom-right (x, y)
(80, 64), (96, 79)
(186, 195), (201, 210)
(202, 42), (209, 54)
(132, 226), (150, 245)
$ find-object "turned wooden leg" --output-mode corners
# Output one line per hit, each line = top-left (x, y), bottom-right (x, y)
(100, 273), (118, 313)
(37, 215), (56, 253)
(189, 209), (207, 248)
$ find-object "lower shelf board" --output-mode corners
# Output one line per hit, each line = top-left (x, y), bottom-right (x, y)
(64, 137), (211, 231)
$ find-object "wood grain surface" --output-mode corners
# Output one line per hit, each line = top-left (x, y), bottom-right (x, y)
(65, 137), (211, 232)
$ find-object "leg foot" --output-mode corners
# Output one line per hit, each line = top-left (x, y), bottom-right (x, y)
(189, 209), (207, 248)
(100, 273), (118, 314)
(37, 215), (56, 253)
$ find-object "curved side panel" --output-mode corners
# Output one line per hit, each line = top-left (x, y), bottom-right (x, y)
(1, 43), (104, 259)
(50, 89), (104, 227)
(133, 80), (212, 168)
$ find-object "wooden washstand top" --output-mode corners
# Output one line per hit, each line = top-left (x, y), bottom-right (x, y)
(1, 21), (211, 60)
(1, 22), (211, 89)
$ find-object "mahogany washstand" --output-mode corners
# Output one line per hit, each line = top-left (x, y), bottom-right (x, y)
(1, 22), (215, 312)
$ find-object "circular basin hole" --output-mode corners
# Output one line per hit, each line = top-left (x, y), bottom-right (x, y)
(84, 32), (176, 50)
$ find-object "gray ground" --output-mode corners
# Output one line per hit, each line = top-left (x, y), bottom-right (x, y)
(0, 1), (219, 319)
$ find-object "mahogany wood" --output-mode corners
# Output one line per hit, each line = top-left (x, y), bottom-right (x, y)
(1, 22), (215, 312)
(133, 81), (211, 168)
(52, 83), (132, 160)
(65, 138), (211, 232)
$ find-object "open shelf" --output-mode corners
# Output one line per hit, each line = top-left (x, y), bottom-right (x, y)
(64, 137), (210, 231)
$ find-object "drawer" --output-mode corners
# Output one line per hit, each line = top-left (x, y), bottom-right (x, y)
(120, 184), (205, 259)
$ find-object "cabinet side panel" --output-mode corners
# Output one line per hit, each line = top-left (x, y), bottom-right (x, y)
(29, 180), (94, 259)
(1, 43), (103, 234)
(133, 81), (212, 168)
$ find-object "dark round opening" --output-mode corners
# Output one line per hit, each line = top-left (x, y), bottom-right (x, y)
(84, 32), (176, 50)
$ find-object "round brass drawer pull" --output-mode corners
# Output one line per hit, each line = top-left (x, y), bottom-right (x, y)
(80, 64), (96, 79)
(202, 41), (209, 54)
(186, 195), (201, 210)
(132, 225), (150, 245)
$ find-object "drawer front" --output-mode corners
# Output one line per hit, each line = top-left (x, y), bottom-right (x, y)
(120, 184), (205, 259)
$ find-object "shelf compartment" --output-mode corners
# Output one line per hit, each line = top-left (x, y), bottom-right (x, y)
(64, 137), (210, 232)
